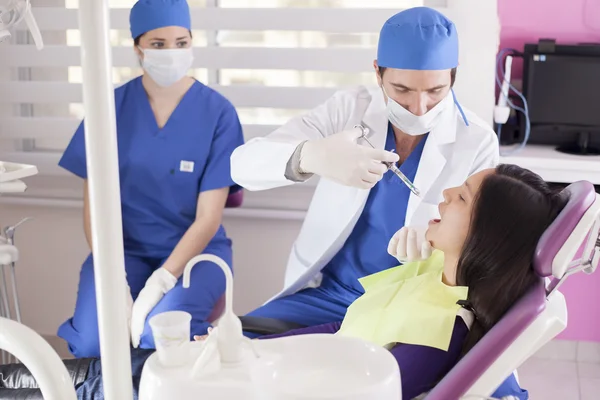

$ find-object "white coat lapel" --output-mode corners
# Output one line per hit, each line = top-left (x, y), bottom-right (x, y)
(352, 90), (389, 209)
(406, 104), (459, 223)
(303, 88), (388, 278)
(360, 91), (388, 151)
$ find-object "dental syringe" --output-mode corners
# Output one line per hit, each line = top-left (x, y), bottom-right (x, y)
(354, 125), (422, 198)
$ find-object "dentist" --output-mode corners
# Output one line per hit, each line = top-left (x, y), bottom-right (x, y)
(58, 0), (244, 357)
(231, 7), (525, 399)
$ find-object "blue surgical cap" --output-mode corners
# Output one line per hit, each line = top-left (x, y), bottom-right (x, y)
(377, 7), (458, 71)
(130, 0), (191, 39)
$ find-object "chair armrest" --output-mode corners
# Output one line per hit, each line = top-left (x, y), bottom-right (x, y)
(239, 316), (308, 336)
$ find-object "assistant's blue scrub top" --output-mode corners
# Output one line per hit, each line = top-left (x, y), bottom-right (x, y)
(320, 123), (428, 301)
(59, 77), (244, 259)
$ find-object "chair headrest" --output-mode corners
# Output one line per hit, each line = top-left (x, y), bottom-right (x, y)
(534, 181), (598, 278)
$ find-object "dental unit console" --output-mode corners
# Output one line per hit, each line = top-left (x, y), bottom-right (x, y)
(139, 254), (402, 400)
(0, 160), (76, 398)
(0, 161), (37, 365)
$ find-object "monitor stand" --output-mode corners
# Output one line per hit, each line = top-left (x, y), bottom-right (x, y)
(556, 132), (600, 156)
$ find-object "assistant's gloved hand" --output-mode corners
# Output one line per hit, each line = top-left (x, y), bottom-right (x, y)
(299, 127), (399, 189)
(388, 226), (433, 263)
(131, 267), (178, 348)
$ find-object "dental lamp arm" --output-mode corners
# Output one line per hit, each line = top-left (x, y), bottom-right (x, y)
(0, 318), (76, 400)
(83, 180), (93, 250)
(22, 1), (42, 50)
(0, 1), (43, 49)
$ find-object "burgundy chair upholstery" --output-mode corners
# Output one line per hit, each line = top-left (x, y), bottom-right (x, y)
(225, 189), (244, 208)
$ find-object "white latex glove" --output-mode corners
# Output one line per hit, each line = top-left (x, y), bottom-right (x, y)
(130, 267), (178, 348)
(299, 127), (400, 189)
(388, 226), (433, 263)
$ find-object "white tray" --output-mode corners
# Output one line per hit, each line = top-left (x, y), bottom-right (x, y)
(0, 162), (38, 183)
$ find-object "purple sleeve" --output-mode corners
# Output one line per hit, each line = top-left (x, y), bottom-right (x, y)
(260, 321), (342, 340)
(391, 317), (468, 399)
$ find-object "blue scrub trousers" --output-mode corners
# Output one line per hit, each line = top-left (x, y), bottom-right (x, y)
(58, 249), (229, 358)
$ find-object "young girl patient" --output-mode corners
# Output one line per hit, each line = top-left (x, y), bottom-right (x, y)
(200, 163), (567, 399)
(0, 164), (567, 400)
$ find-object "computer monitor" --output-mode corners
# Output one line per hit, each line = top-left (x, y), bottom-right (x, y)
(522, 41), (600, 155)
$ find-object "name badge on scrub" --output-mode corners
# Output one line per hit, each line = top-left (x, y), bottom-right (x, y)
(179, 160), (195, 173)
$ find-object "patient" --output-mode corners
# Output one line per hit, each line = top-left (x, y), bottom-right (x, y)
(0, 164), (566, 400)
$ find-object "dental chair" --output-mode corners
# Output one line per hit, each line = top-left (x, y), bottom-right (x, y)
(240, 180), (600, 399)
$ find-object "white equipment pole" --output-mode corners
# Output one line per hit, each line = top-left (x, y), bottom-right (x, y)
(77, 1), (133, 399)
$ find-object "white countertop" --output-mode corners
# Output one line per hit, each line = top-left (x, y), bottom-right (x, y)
(500, 145), (600, 185)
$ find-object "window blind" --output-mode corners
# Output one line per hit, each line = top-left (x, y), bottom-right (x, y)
(0, 0), (499, 204)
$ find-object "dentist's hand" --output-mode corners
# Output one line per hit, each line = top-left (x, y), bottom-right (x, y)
(299, 127), (399, 189)
(131, 268), (177, 348)
(388, 226), (433, 263)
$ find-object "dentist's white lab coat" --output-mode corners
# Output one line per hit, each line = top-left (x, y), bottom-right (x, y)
(231, 86), (499, 302)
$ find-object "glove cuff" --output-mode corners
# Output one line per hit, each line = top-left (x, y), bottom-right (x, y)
(154, 268), (178, 293)
(298, 139), (320, 175)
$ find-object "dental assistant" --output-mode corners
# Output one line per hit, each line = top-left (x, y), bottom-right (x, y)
(232, 7), (525, 398)
(58, 0), (244, 357)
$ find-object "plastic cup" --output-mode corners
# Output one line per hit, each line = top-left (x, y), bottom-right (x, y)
(149, 311), (191, 367)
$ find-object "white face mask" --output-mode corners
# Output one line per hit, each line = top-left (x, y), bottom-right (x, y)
(139, 47), (194, 87)
(383, 87), (453, 136)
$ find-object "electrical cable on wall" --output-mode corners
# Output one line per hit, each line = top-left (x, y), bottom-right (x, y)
(494, 48), (531, 156)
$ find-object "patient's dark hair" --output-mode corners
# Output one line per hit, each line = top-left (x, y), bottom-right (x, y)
(456, 164), (567, 356)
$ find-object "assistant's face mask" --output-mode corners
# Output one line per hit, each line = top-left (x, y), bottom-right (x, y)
(139, 47), (194, 87)
(382, 86), (453, 136)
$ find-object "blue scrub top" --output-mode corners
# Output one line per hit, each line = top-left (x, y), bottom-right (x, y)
(59, 77), (245, 259)
(320, 123), (428, 302)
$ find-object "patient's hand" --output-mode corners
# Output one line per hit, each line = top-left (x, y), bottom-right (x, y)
(194, 327), (213, 341)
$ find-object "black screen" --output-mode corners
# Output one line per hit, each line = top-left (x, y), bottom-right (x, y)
(525, 53), (600, 128)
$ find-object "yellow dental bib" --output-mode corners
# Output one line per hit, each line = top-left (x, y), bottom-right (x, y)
(337, 250), (468, 352)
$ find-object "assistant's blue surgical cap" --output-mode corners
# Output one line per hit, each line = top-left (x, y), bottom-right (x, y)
(377, 7), (458, 71)
(130, 0), (191, 39)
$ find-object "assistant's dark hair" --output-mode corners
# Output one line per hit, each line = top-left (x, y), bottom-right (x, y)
(456, 164), (567, 356)
(378, 66), (457, 87)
